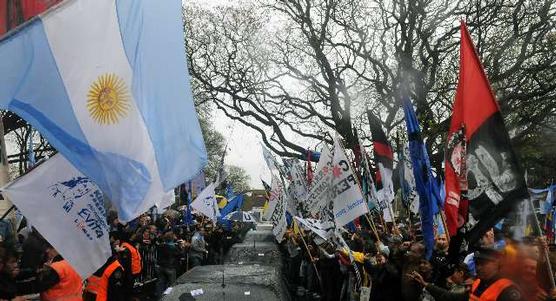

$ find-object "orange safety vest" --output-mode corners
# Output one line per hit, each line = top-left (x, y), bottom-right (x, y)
(40, 259), (83, 301)
(121, 242), (142, 275)
(469, 278), (514, 301)
(83, 260), (123, 301)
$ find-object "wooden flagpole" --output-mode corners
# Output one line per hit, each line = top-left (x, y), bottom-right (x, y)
(439, 211), (451, 245)
(528, 198), (555, 289)
(293, 219), (323, 290)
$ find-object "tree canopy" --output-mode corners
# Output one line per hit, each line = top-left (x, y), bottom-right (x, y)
(184, 0), (556, 185)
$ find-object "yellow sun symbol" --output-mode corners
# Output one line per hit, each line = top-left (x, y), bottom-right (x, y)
(87, 73), (130, 125)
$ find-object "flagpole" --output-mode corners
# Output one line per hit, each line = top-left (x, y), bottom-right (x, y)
(439, 211), (451, 246)
(364, 214), (381, 244)
(293, 219), (323, 290)
(529, 197), (556, 289)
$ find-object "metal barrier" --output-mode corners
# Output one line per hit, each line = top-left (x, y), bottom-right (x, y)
(137, 243), (158, 285)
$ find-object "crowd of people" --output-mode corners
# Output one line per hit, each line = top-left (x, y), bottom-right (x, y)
(280, 217), (556, 301)
(0, 209), (247, 301)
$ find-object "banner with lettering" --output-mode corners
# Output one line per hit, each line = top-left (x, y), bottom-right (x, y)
(305, 144), (333, 215)
(444, 22), (528, 244)
(263, 175), (285, 220)
(270, 185), (288, 242)
(1, 154), (111, 278)
(331, 135), (369, 226)
(283, 158), (308, 215)
(294, 216), (332, 240)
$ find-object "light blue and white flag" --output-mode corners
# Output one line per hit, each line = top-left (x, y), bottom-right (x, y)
(191, 183), (220, 222)
(0, 0), (207, 221)
(1, 154), (111, 278)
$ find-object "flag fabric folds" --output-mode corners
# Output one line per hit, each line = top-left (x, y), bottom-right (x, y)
(0, 0), (207, 222)
(191, 183), (220, 222)
(305, 144), (333, 215)
(262, 145), (282, 173)
(359, 141), (380, 211)
(184, 181), (194, 226)
(1, 154), (111, 278)
(542, 184), (556, 214)
(330, 135), (368, 227)
(444, 22), (528, 244)
(294, 216), (332, 240)
(403, 98), (442, 259)
(264, 175), (285, 220)
(266, 178), (288, 242)
(397, 138), (420, 214)
(283, 158), (308, 214)
(219, 194), (245, 218)
(367, 111), (395, 219)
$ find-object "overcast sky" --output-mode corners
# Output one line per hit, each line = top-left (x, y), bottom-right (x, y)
(212, 112), (271, 189)
(184, 0), (273, 189)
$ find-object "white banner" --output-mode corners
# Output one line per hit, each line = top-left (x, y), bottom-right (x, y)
(305, 144), (333, 215)
(1, 154), (111, 278)
(262, 145), (282, 173)
(156, 191), (176, 210)
(283, 158), (308, 214)
(402, 144), (420, 214)
(294, 216), (332, 240)
(359, 142), (380, 208)
(331, 136), (369, 226)
(378, 163), (394, 205)
(263, 175), (284, 220)
(191, 183), (220, 222)
(270, 192), (288, 242)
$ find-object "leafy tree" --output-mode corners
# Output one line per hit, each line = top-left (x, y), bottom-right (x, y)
(225, 165), (251, 192)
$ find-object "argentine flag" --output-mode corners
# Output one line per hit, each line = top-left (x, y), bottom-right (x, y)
(0, 0), (207, 221)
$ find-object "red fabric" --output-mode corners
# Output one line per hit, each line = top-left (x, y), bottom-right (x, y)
(21, 0), (60, 21)
(372, 142), (394, 161)
(21, 0), (47, 20)
(444, 21), (500, 236)
(0, 0), (61, 36)
(306, 150), (313, 186)
(0, 0), (6, 35)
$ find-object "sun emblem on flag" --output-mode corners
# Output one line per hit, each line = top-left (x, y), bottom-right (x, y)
(87, 73), (130, 125)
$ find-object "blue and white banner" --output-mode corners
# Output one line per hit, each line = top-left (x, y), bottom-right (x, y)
(331, 135), (368, 226)
(191, 183), (220, 222)
(1, 154), (111, 278)
(294, 216), (332, 240)
(0, 0), (207, 222)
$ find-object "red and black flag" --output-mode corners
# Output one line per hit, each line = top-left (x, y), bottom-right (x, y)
(367, 111), (395, 215)
(444, 21), (528, 244)
(367, 111), (394, 171)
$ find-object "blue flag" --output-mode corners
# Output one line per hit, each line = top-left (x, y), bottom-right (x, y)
(183, 182), (194, 226)
(543, 184), (556, 214)
(218, 194), (244, 230)
(220, 194), (245, 219)
(402, 98), (443, 259)
(225, 184), (235, 201)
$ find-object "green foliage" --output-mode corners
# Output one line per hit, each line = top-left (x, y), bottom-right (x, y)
(197, 108), (251, 192)
(225, 165), (251, 192)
